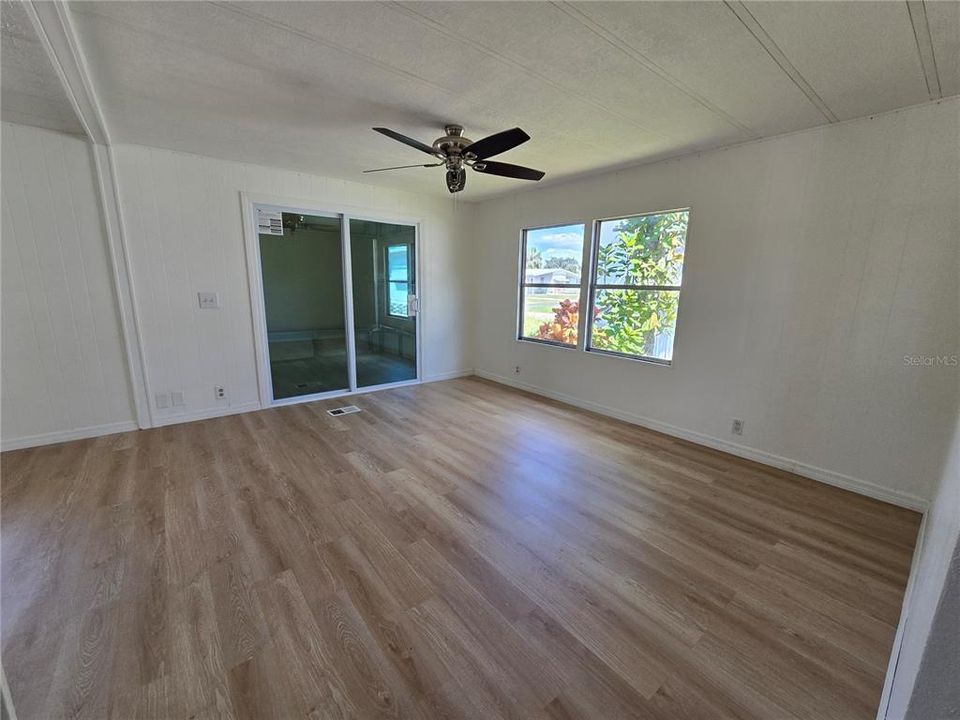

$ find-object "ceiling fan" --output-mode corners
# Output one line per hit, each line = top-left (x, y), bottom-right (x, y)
(365, 125), (545, 193)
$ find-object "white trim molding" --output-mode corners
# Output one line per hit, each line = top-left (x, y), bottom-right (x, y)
(476, 370), (929, 512)
(1, 372), (480, 451)
(423, 369), (476, 383)
(149, 402), (263, 429)
(23, 1), (109, 144)
(25, 1), (153, 428)
(1, 421), (139, 452)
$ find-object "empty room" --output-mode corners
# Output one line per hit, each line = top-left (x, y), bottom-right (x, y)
(1, 1), (958, 719)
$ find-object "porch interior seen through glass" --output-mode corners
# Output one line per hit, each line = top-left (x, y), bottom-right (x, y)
(350, 219), (417, 388)
(259, 212), (348, 399)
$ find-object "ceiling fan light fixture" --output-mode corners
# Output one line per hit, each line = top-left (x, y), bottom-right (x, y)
(445, 167), (466, 193)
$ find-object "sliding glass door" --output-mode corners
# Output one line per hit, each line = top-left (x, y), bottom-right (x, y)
(349, 219), (418, 388)
(258, 211), (349, 399)
(254, 205), (418, 403)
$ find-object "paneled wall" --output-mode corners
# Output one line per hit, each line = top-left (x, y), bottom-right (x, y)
(1, 123), (135, 448)
(112, 144), (473, 425)
(471, 99), (960, 507)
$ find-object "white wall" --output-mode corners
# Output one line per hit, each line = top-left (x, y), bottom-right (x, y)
(112, 144), (473, 426)
(1, 123), (135, 449)
(471, 98), (960, 508)
(884, 410), (960, 718)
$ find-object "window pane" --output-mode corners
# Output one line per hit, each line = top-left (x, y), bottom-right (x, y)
(387, 245), (409, 282)
(388, 281), (408, 316)
(590, 289), (680, 361)
(596, 211), (688, 286)
(521, 287), (580, 345)
(524, 224), (585, 284)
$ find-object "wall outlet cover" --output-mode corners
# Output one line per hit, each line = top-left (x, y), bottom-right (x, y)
(155, 392), (170, 409)
(198, 292), (220, 309)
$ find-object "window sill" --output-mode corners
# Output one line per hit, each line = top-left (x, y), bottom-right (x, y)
(585, 347), (673, 367)
(516, 337), (579, 351)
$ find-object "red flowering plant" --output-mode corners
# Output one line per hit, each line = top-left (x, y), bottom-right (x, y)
(536, 298), (580, 345)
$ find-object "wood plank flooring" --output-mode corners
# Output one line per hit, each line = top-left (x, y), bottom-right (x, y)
(1, 377), (921, 719)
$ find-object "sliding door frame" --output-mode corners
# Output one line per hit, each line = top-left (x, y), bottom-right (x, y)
(347, 213), (423, 393)
(241, 192), (422, 409)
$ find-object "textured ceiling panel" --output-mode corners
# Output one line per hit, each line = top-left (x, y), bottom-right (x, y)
(62, 1), (947, 199)
(925, 0), (960, 98)
(386, 1), (749, 145)
(564, 1), (827, 136)
(743, 1), (928, 120)
(1, 1), (83, 135)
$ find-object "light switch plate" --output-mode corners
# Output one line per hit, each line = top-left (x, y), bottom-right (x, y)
(198, 292), (220, 309)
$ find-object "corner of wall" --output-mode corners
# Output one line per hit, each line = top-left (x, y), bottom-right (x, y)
(879, 410), (960, 719)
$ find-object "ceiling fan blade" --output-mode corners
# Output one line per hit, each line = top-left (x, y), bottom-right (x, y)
(372, 127), (438, 155)
(363, 162), (443, 173)
(472, 160), (545, 181)
(462, 127), (530, 160)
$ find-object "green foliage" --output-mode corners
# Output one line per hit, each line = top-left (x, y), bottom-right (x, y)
(544, 256), (580, 273)
(591, 212), (687, 358)
(526, 247), (543, 269)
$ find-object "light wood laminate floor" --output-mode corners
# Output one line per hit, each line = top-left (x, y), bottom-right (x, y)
(1, 378), (920, 719)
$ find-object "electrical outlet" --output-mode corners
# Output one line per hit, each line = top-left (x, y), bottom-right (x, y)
(731, 418), (744, 436)
(515, 365), (521, 374)
(155, 392), (170, 409)
(171, 391), (185, 407)
(198, 292), (220, 309)
(214, 385), (227, 401)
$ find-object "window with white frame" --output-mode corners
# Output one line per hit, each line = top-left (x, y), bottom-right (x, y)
(517, 224), (586, 346)
(386, 243), (411, 317)
(586, 209), (689, 364)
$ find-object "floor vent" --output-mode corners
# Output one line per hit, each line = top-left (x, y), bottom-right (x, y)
(327, 405), (362, 416)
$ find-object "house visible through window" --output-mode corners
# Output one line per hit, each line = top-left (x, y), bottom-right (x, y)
(518, 224), (586, 346)
(386, 244), (410, 317)
(587, 209), (689, 364)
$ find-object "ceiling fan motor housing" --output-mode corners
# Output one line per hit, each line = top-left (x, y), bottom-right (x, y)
(433, 124), (473, 159)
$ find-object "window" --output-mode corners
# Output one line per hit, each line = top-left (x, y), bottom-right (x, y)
(586, 209), (689, 364)
(518, 224), (586, 346)
(386, 244), (410, 317)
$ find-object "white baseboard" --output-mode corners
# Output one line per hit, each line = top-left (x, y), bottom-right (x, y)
(150, 373), (474, 429)
(423, 368), (475, 383)
(475, 369), (928, 512)
(1, 420), (139, 452)
(150, 401), (263, 428)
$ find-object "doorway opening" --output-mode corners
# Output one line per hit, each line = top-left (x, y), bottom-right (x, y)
(245, 200), (421, 406)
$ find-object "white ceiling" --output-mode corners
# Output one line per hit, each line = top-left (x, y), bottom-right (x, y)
(27, 1), (960, 198)
(1, 0), (83, 135)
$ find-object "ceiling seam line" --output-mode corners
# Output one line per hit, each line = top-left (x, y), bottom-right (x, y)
(205, 1), (453, 97)
(551, 1), (759, 138)
(906, 1), (942, 99)
(21, 1), (106, 143)
(723, 1), (838, 123)
(382, 1), (673, 142)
